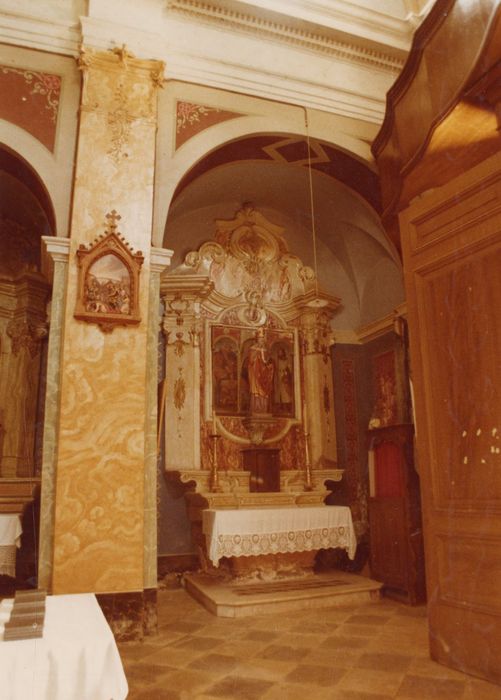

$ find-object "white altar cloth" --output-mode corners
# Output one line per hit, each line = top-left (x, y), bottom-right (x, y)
(0, 515), (22, 577)
(0, 593), (128, 700)
(203, 505), (357, 566)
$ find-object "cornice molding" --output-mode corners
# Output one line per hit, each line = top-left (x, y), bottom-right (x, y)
(356, 302), (407, 344)
(167, 0), (406, 75)
(0, 9), (80, 56)
(42, 236), (70, 264)
(234, 0), (422, 39)
(151, 246), (174, 274)
(0, 1), (404, 121)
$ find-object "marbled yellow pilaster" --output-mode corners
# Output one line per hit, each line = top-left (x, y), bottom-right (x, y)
(51, 48), (164, 594)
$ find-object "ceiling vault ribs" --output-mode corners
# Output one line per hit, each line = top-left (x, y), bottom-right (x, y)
(167, 0), (406, 74)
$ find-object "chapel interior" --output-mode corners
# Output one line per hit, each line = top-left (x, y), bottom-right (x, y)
(0, 0), (500, 698)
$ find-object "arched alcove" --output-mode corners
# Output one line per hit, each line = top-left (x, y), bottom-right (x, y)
(0, 145), (54, 587)
(163, 137), (404, 331)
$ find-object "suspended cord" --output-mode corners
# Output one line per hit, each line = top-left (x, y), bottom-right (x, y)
(304, 109), (319, 299)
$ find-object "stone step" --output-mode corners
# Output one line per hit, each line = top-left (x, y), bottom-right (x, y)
(184, 570), (383, 618)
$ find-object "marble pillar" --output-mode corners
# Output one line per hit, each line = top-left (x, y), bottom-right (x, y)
(144, 248), (172, 591)
(50, 47), (164, 596)
(38, 237), (70, 590)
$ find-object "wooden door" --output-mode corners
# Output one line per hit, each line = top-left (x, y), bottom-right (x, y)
(400, 152), (501, 683)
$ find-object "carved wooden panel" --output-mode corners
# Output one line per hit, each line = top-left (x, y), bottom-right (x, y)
(368, 424), (425, 604)
(369, 498), (407, 589)
(416, 244), (501, 508)
(437, 535), (501, 615)
(401, 151), (501, 682)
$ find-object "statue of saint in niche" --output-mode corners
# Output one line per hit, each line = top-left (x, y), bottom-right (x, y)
(247, 329), (274, 414)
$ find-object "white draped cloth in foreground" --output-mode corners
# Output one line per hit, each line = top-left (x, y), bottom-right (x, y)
(203, 505), (357, 566)
(0, 593), (128, 700)
(0, 515), (22, 577)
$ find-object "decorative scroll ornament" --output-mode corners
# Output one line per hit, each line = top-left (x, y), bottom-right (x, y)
(74, 210), (144, 333)
(107, 84), (134, 163)
(182, 203), (316, 317)
(176, 101), (222, 131)
(7, 319), (48, 357)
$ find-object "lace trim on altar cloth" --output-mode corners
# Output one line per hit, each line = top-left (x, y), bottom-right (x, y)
(0, 545), (17, 577)
(215, 526), (354, 562)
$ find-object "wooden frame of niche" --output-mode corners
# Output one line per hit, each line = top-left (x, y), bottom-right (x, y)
(74, 210), (144, 333)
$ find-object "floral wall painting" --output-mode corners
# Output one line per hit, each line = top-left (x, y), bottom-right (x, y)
(74, 210), (144, 332)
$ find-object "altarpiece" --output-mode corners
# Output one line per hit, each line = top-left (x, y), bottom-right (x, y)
(160, 204), (346, 577)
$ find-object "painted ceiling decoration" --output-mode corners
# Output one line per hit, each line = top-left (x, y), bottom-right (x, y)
(173, 133), (381, 212)
(175, 100), (244, 149)
(0, 65), (61, 152)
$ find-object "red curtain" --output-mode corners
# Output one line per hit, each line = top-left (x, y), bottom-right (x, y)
(374, 441), (403, 497)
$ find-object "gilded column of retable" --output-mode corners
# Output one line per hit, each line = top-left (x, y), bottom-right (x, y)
(51, 48), (164, 594)
(299, 306), (338, 467)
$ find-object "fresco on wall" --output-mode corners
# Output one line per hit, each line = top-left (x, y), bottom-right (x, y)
(371, 350), (398, 427)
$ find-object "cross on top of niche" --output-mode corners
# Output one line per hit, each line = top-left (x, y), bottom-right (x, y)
(105, 209), (122, 235)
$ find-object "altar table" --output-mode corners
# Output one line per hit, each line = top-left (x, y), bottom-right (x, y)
(203, 505), (357, 566)
(0, 515), (22, 577)
(0, 593), (128, 700)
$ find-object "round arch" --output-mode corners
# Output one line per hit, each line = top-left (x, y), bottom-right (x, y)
(0, 143), (56, 234)
(0, 121), (60, 233)
(152, 112), (375, 246)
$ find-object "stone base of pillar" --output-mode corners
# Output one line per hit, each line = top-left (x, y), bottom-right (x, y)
(96, 588), (157, 642)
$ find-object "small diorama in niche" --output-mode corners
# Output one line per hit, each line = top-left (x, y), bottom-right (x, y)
(211, 324), (295, 418)
(74, 210), (144, 333)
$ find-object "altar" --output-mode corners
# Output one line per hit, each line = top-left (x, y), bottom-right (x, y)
(0, 515), (22, 578)
(204, 504), (356, 572)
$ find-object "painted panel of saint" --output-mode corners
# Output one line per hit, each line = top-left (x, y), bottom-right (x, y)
(211, 325), (295, 418)
(271, 341), (294, 417)
(212, 336), (239, 413)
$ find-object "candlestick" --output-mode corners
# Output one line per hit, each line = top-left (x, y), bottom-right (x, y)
(303, 400), (313, 491)
(212, 410), (217, 436)
(210, 433), (222, 492)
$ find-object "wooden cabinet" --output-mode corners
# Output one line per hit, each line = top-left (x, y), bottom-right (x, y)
(241, 448), (280, 492)
(368, 424), (425, 604)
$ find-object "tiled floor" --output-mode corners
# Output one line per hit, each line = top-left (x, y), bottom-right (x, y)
(119, 587), (501, 700)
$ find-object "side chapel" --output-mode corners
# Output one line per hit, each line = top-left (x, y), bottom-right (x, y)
(0, 0), (500, 690)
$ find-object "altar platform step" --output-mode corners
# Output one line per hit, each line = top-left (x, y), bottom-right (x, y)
(184, 570), (383, 618)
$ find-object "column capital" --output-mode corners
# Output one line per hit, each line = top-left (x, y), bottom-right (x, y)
(42, 236), (71, 264)
(150, 246), (173, 274)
